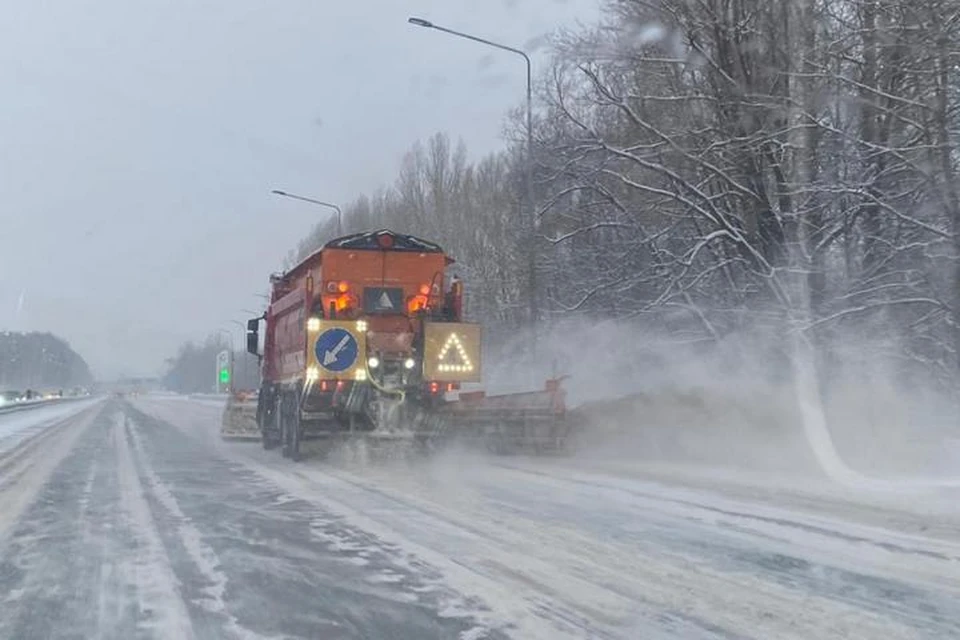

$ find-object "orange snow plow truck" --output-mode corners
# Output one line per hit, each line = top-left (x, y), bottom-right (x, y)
(221, 229), (568, 460)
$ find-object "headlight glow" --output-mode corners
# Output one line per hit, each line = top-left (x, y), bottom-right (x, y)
(367, 356), (380, 369)
(403, 358), (416, 370)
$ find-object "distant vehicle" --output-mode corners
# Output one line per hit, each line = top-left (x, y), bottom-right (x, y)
(0, 390), (21, 406)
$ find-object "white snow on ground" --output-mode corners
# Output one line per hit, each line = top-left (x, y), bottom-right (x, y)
(0, 398), (101, 454)
(111, 411), (196, 639)
(133, 395), (960, 640)
(124, 412), (274, 640)
(0, 400), (104, 542)
(139, 393), (227, 409)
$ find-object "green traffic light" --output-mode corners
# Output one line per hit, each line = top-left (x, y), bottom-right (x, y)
(219, 368), (230, 384)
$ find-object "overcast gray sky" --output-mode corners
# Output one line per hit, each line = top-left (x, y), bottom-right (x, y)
(0, 0), (601, 379)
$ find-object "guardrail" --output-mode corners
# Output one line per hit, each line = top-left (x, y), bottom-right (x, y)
(0, 396), (95, 417)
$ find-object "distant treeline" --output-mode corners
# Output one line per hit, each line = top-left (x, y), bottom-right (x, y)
(0, 331), (93, 391)
(163, 334), (260, 393)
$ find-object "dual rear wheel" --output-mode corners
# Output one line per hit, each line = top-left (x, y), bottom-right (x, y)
(280, 391), (302, 461)
(259, 388), (301, 461)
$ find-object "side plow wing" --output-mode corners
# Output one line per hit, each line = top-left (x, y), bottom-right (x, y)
(438, 378), (571, 454)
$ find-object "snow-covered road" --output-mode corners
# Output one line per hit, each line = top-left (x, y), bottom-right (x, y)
(1, 395), (959, 639)
(0, 398), (102, 455)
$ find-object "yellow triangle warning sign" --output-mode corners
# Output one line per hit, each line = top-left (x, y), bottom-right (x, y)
(437, 333), (474, 373)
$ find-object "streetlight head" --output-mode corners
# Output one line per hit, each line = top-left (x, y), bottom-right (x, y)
(271, 189), (287, 196)
(408, 17), (434, 28)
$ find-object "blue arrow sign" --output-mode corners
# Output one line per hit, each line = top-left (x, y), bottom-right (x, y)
(315, 328), (358, 372)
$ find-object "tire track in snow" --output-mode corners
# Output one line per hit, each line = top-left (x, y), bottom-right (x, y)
(473, 461), (960, 637)
(0, 402), (140, 638)
(123, 411), (270, 640)
(125, 401), (504, 640)
(112, 410), (196, 639)
(0, 401), (103, 543)
(135, 396), (933, 639)
(269, 458), (944, 640)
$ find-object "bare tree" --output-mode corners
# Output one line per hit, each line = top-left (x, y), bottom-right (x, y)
(281, 0), (959, 386)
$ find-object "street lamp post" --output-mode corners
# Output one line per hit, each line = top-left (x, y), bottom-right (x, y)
(271, 189), (343, 236)
(408, 17), (538, 343)
(215, 328), (234, 352)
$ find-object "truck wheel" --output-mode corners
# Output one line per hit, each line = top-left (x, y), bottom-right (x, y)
(289, 419), (301, 462)
(262, 417), (279, 450)
(259, 398), (276, 449)
(288, 392), (302, 462)
(280, 395), (291, 458)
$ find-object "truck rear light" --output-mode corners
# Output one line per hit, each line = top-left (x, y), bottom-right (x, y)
(408, 292), (429, 313)
(320, 380), (329, 392)
(335, 294), (353, 311)
(429, 382), (440, 394)
(336, 380), (345, 391)
(446, 383), (455, 392)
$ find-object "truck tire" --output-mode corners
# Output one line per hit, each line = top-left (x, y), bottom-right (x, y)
(261, 404), (279, 450)
(289, 414), (301, 462)
(288, 391), (302, 462)
(258, 388), (280, 450)
(281, 392), (302, 461)
(262, 417), (279, 450)
(279, 395), (291, 458)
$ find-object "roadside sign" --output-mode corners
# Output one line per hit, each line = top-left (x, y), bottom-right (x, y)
(422, 322), (481, 382)
(315, 328), (359, 372)
(216, 350), (232, 392)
